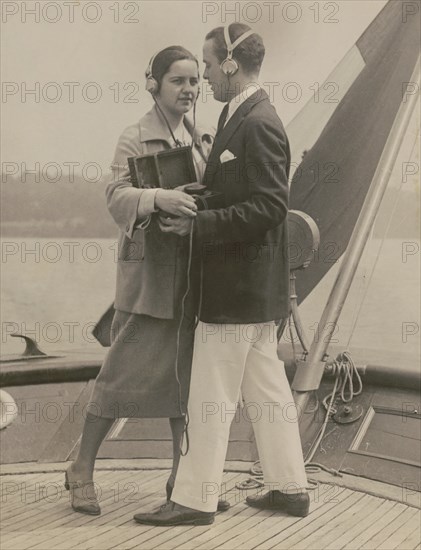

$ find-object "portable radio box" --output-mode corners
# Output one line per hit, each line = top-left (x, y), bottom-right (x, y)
(128, 146), (197, 189)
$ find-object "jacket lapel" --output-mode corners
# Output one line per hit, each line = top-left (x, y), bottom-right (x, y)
(140, 106), (174, 145)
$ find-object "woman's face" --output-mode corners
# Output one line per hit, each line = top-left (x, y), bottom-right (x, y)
(156, 59), (199, 116)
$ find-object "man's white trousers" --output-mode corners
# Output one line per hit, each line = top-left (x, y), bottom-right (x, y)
(172, 321), (308, 513)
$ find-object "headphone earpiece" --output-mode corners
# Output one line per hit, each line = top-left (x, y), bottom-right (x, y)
(145, 51), (160, 95)
(220, 25), (255, 77)
(145, 75), (159, 95)
(220, 57), (239, 77)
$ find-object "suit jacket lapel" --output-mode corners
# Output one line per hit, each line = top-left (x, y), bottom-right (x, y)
(204, 90), (269, 185)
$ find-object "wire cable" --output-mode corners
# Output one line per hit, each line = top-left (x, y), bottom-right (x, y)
(173, 221), (195, 456)
(152, 96), (183, 148)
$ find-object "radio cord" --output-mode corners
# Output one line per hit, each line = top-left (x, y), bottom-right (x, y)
(153, 96), (183, 148)
(153, 95), (197, 150)
(191, 100), (197, 150)
(168, 96), (199, 455)
(174, 220), (196, 456)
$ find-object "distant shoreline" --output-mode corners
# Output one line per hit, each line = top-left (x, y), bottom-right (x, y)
(1, 177), (419, 239)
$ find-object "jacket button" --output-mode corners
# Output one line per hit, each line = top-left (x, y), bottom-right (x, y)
(126, 223), (130, 231)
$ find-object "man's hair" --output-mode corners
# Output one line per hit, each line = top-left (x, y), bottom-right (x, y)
(205, 23), (265, 75)
(148, 46), (199, 91)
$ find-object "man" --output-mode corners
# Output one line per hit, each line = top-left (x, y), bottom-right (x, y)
(134, 22), (309, 526)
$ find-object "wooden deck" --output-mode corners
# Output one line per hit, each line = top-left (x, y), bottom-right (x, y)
(1, 468), (420, 550)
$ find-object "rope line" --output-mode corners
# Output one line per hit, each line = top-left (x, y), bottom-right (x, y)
(235, 352), (363, 491)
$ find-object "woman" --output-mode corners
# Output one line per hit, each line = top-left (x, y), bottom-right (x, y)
(65, 46), (213, 515)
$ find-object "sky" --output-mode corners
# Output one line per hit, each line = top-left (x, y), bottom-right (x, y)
(1, 0), (391, 173)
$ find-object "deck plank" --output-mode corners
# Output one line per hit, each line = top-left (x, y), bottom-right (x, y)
(340, 499), (398, 550)
(395, 521), (421, 550)
(385, 510), (421, 550)
(215, 486), (348, 550)
(108, 473), (245, 550)
(260, 489), (363, 550)
(214, 485), (347, 550)
(79, 473), (242, 550)
(1, 469), (420, 550)
(361, 506), (418, 550)
(3, 470), (164, 549)
(3, 470), (119, 531)
(82, 473), (243, 550)
(27, 471), (168, 550)
(1, 470), (113, 527)
(323, 495), (395, 550)
(236, 488), (352, 550)
(174, 504), (271, 550)
(126, 473), (246, 550)
(52, 470), (169, 549)
(351, 503), (410, 550)
(1, 473), (49, 516)
(2, 470), (134, 546)
(279, 491), (367, 550)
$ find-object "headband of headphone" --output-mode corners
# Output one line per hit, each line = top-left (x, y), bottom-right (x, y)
(220, 25), (255, 76)
(145, 49), (200, 95)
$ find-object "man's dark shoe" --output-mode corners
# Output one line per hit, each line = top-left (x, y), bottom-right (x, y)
(133, 501), (215, 526)
(246, 490), (310, 517)
(166, 482), (230, 512)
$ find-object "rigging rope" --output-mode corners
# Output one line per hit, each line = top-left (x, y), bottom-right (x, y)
(235, 351), (363, 491)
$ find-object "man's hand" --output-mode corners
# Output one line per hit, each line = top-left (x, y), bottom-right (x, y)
(158, 215), (194, 237)
(155, 189), (197, 218)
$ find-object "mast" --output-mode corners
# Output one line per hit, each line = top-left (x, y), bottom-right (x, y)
(292, 58), (420, 415)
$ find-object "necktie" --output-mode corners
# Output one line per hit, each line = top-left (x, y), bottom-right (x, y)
(216, 104), (229, 136)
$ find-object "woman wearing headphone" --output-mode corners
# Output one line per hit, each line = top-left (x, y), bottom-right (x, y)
(64, 46), (216, 515)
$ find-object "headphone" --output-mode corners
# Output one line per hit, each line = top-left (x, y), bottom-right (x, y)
(145, 49), (200, 96)
(220, 25), (255, 76)
(145, 51), (160, 94)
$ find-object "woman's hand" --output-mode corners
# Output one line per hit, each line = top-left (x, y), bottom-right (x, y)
(155, 189), (197, 218)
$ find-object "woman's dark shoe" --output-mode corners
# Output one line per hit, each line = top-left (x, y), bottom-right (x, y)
(64, 466), (101, 516)
(166, 481), (230, 512)
(246, 490), (310, 517)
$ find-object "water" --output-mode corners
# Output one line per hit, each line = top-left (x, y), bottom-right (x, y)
(1, 237), (420, 365)
(1, 238), (116, 356)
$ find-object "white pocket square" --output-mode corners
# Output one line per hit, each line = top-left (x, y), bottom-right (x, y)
(220, 149), (237, 163)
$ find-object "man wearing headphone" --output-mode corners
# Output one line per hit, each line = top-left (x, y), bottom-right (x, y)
(135, 23), (309, 527)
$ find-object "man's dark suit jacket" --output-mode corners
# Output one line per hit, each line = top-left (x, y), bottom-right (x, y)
(194, 89), (290, 324)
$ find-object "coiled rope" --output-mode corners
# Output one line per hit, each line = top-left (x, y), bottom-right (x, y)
(235, 352), (362, 491)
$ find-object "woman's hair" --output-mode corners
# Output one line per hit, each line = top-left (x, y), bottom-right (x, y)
(205, 23), (265, 75)
(148, 46), (199, 92)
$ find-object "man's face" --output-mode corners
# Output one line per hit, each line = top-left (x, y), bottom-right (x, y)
(202, 39), (229, 103)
